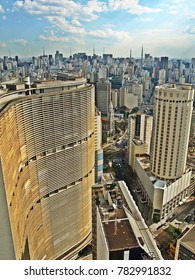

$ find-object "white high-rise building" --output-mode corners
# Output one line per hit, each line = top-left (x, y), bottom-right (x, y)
(111, 90), (118, 108)
(158, 69), (166, 85)
(134, 84), (194, 221)
(119, 86), (128, 107)
(98, 66), (108, 80)
(151, 83), (194, 180)
(132, 83), (143, 105)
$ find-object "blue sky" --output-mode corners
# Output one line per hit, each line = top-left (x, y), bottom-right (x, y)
(0, 0), (195, 58)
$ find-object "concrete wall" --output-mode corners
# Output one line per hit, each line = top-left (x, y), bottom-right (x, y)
(96, 209), (109, 260)
(162, 171), (192, 206)
(0, 159), (15, 259)
(134, 157), (154, 202)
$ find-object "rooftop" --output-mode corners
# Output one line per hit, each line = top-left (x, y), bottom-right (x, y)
(102, 173), (114, 185)
(135, 155), (174, 187)
(132, 139), (144, 146)
(94, 180), (163, 259)
(156, 83), (193, 91)
(103, 218), (139, 251)
(96, 185), (140, 251)
(153, 180), (167, 189)
(0, 77), (89, 112)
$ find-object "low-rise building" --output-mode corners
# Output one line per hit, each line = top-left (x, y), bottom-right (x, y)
(134, 155), (193, 221)
(92, 177), (163, 260)
(175, 225), (195, 260)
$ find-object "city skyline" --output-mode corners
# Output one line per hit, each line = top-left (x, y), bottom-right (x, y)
(0, 0), (195, 58)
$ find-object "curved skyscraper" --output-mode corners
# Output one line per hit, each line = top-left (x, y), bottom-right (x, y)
(0, 78), (95, 260)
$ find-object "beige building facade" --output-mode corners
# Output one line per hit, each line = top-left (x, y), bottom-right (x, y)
(0, 78), (95, 260)
(151, 83), (194, 180)
(133, 84), (194, 221)
(134, 156), (193, 221)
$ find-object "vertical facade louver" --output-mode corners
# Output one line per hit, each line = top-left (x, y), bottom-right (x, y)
(0, 80), (95, 260)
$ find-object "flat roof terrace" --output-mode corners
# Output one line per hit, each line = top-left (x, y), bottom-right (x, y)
(102, 207), (139, 251)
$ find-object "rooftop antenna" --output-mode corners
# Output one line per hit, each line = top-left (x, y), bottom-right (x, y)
(43, 46), (45, 56)
(9, 48), (11, 58)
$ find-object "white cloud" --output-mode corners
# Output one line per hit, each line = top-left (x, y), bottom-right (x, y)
(108, 0), (161, 15)
(12, 0), (162, 26)
(46, 16), (86, 34)
(0, 4), (4, 13)
(11, 0), (163, 43)
(12, 0), (104, 21)
(12, 39), (29, 45)
(189, 12), (195, 20)
(0, 41), (6, 48)
(39, 34), (69, 42)
(169, 10), (178, 14)
(168, 5), (178, 14)
(2, 15), (6, 20)
(89, 28), (132, 40)
(85, 0), (108, 13)
(184, 26), (195, 34)
(13, 1), (24, 10)
(71, 19), (82, 27)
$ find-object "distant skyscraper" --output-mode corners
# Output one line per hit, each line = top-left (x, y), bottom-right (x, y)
(15, 56), (19, 66)
(191, 58), (195, 68)
(158, 69), (166, 85)
(160, 57), (169, 81)
(128, 113), (153, 169)
(96, 80), (111, 116)
(3, 56), (8, 70)
(130, 49), (132, 60)
(141, 46), (143, 66)
(151, 83), (194, 180)
(103, 54), (113, 64)
(0, 77), (95, 260)
(111, 90), (118, 108)
(108, 101), (115, 136)
(119, 86), (128, 107)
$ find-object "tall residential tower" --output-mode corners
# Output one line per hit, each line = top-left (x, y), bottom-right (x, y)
(151, 83), (194, 180)
(133, 84), (194, 221)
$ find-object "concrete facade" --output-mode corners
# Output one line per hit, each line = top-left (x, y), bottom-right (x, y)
(0, 78), (95, 260)
(151, 83), (194, 180)
(134, 156), (193, 220)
